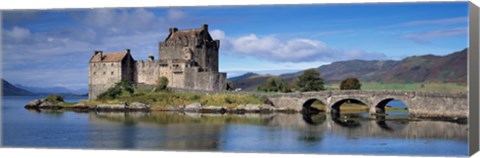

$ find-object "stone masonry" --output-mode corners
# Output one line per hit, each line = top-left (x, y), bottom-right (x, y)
(88, 24), (227, 100)
(265, 90), (468, 118)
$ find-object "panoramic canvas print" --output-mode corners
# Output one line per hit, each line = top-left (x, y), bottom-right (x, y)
(1, 2), (470, 156)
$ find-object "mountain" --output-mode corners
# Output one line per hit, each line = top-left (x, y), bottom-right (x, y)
(230, 48), (467, 91)
(2, 79), (36, 96)
(15, 84), (88, 95)
(372, 49), (467, 83)
(228, 72), (259, 81)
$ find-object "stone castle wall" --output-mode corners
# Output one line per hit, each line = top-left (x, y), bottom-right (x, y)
(88, 24), (227, 100)
(134, 59), (226, 91)
(88, 62), (123, 100)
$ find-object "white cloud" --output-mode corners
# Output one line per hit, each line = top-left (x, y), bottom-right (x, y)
(400, 17), (467, 27)
(216, 30), (385, 62)
(387, 17), (468, 28)
(209, 29), (225, 39)
(4, 26), (31, 41)
(2, 8), (191, 88)
(403, 27), (467, 44)
(166, 9), (187, 21)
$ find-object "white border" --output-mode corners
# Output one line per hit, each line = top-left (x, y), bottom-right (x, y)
(0, 0), (472, 10)
(0, 0), (478, 158)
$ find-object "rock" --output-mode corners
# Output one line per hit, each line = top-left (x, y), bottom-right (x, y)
(25, 99), (42, 108)
(259, 104), (275, 111)
(38, 101), (53, 108)
(38, 101), (63, 109)
(244, 104), (260, 112)
(233, 104), (246, 113)
(127, 102), (151, 111)
(177, 105), (185, 111)
(184, 103), (202, 112)
(72, 103), (87, 109)
(201, 106), (226, 113)
(166, 106), (177, 111)
(96, 104), (125, 111)
(88, 105), (97, 110)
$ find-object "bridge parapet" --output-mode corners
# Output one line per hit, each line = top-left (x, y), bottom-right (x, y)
(263, 90), (468, 118)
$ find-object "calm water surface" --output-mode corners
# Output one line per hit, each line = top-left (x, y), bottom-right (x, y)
(1, 96), (468, 156)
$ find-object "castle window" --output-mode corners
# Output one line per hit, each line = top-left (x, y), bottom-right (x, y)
(93, 72), (96, 75)
(103, 72), (106, 75)
(103, 63), (106, 67)
(111, 71), (114, 75)
(111, 63), (114, 66)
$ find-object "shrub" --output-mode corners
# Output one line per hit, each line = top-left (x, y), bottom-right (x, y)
(257, 77), (292, 92)
(155, 76), (169, 92)
(224, 96), (235, 104)
(45, 94), (64, 103)
(97, 80), (135, 100)
(340, 77), (362, 90)
(295, 69), (325, 92)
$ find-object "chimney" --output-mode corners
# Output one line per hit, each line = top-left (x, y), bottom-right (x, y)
(148, 53), (154, 61)
(125, 49), (130, 54)
(169, 27), (178, 34)
(94, 50), (103, 55)
(94, 50), (103, 61)
(202, 24), (208, 31)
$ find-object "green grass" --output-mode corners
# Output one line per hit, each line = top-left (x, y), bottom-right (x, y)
(325, 82), (466, 93)
(82, 89), (266, 110)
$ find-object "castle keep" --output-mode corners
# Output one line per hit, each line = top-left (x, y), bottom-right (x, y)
(88, 24), (227, 100)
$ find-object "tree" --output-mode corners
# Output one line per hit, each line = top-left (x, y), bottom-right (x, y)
(257, 77), (292, 93)
(155, 76), (169, 91)
(296, 69), (325, 92)
(340, 77), (362, 90)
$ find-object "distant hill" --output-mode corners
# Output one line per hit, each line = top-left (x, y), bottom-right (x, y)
(231, 48), (467, 91)
(14, 84), (88, 95)
(371, 49), (467, 83)
(228, 72), (259, 81)
(2, 79), (35, 96)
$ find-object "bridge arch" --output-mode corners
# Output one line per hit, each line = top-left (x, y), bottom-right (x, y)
(302, 98), (326, 114)
(374, 98), (409, 115)
(330, 98), (369, 114)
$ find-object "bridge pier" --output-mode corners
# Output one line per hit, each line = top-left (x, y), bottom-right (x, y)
(327, 105), (340, 114)
(369, 106), (386, 116)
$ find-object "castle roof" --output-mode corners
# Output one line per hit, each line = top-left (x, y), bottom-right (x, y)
(166, 29), (203, 42)
(164, 24), (213, 42)
(89, 52), (128, 63)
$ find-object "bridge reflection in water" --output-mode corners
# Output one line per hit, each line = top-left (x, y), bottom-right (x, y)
(87, 111), (467, 152)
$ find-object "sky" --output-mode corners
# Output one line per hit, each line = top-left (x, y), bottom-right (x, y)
(1, 2), (469, 90)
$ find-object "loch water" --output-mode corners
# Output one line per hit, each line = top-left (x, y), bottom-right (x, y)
(1, 96), (468, 156)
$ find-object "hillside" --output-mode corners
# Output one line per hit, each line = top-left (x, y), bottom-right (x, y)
(2, 79), (35, 96)
(373, 49), (467, 83)
(231, 48), (467, 91)
(15, 84), (88, 95)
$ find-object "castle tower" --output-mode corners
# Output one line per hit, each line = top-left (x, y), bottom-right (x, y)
(159, 24), (220, 72)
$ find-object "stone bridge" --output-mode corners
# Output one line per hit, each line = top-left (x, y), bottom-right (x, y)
(264, 90), (468, 118)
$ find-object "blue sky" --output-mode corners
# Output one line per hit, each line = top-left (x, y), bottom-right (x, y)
(2, 2), (469, 90)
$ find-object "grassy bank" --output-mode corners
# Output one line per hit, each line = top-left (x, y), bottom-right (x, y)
(324, 82), (466, 93)
(81, 89), (266, 109)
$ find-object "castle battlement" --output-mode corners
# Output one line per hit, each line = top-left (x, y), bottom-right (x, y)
(88, 24), (227, 100)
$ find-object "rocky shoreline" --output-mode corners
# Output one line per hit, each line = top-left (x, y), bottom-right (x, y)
(24, 99), (296, 114)
(23, 98), (468, 124)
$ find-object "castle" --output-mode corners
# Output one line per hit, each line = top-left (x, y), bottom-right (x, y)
(88, 24), (227, 100)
